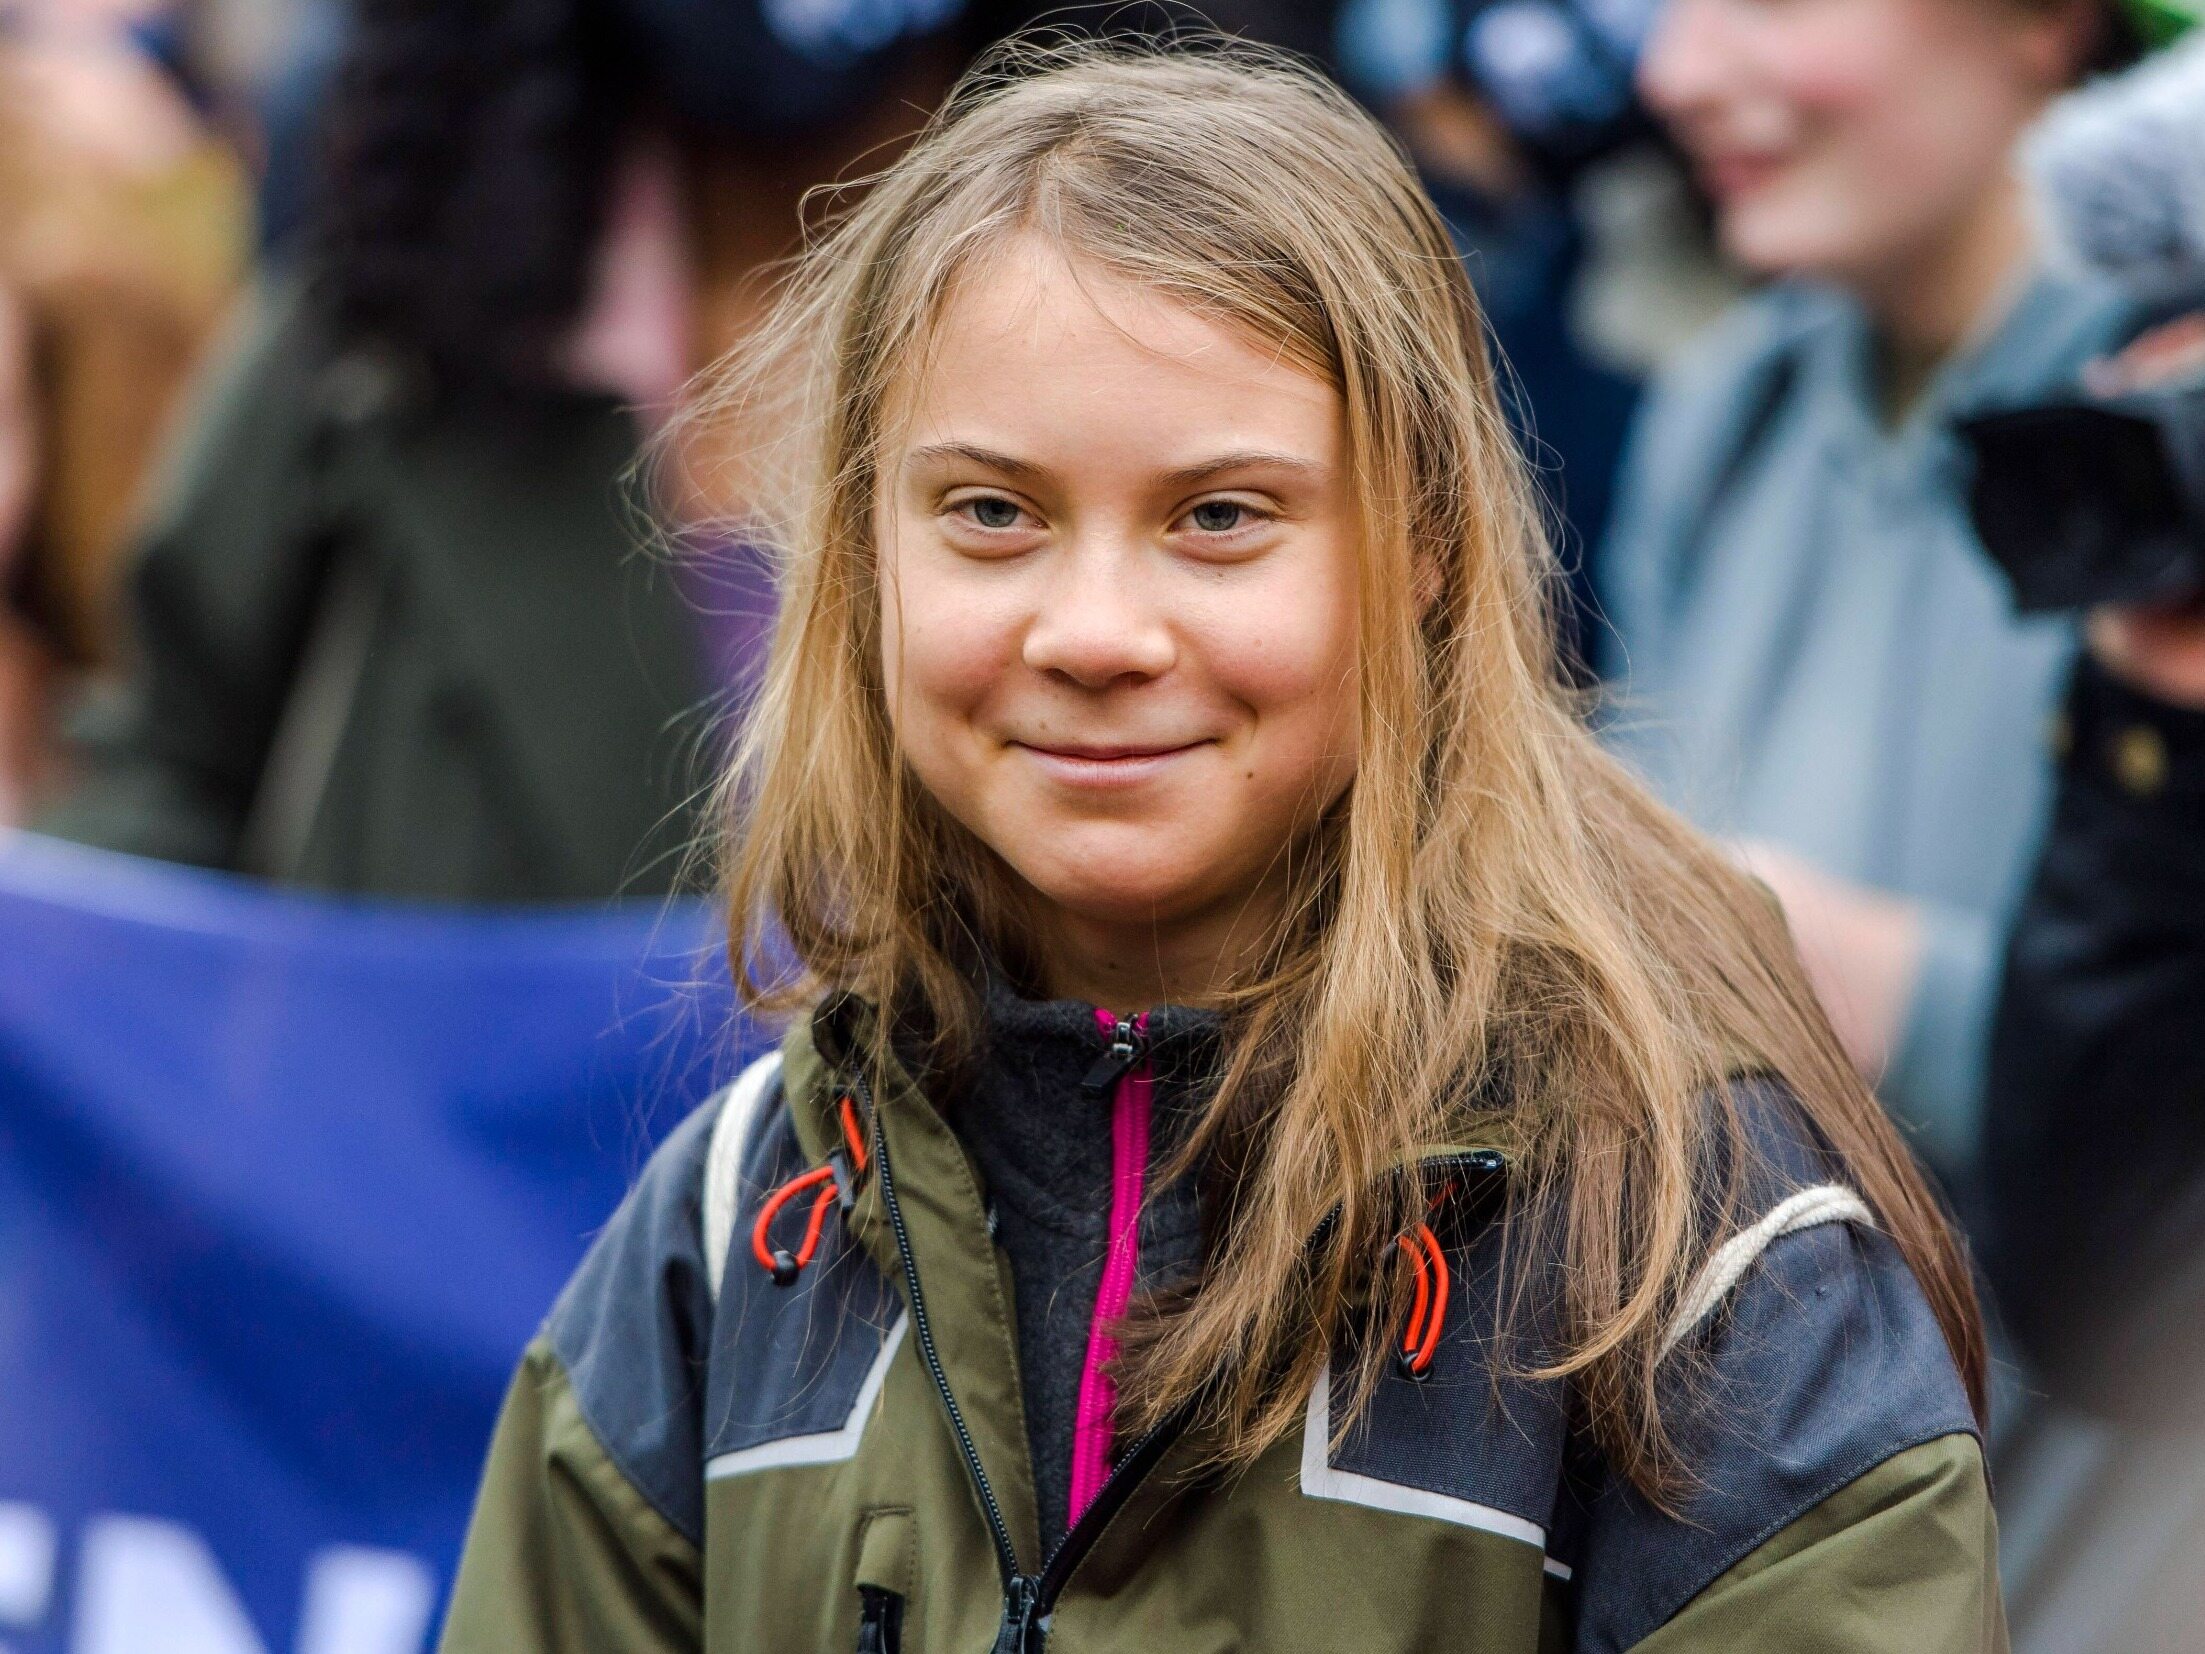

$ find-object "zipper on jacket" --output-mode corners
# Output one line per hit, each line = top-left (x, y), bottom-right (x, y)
(865, 1058), (1196, 1653)
(989, 1574), (1041, 1654)
(855, 1586), (904, 1653)
(1068, 1010), (1152, 1523)
(860, 1067), (1027, 1595)
(861, 1056), (1508, 1651)
(1032, 1395), (1196, 1609)
(1079, 1014), (1149, 1095)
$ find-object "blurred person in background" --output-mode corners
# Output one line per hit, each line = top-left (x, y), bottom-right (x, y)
(1596, 0), (2142, 1193)
(0, 0), (251, 822)
(1985, 47), (2205, 1419)
(35, 0), (976, 902)
(1334, 0), (1668, 662)
(33, 0), (1342, 906)
(1958, 25), (2205, 1644)
(1989, 557), (2205, 1652)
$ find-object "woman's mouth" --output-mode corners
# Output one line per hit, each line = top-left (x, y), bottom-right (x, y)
(1010, 740), (1209, 787)
(1697, 148), (1787, 202)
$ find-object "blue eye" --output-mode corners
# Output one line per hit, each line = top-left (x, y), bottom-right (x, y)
(1190, 500), (1245, 532)
(968, 497), (1023, 529)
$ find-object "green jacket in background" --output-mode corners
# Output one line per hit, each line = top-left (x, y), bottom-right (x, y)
(39, 279), (712, 903)
(441, 1000), (2007, 1653)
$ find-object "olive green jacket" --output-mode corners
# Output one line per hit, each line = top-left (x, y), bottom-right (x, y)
(41, 281), (710, 902)
(442, 1003), (2006, 1652)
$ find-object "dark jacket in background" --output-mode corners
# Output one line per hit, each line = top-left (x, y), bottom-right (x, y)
(38, 280), (714, 903)
(1985, 656), (2205, 1417)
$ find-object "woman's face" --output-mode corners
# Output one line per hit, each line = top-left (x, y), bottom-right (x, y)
(1638, 0), (2071, 285)
(875, 237), (1360, 987)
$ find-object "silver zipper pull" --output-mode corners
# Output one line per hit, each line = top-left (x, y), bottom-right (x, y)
(1080, 1015), (1148, 1095)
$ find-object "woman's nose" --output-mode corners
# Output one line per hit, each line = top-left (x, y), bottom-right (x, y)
(1020, 542), (1178, 688)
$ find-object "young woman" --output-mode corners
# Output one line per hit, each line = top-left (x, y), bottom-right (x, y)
(1599, 0), (2139, 1184)
(442, 44), (2002, 1652)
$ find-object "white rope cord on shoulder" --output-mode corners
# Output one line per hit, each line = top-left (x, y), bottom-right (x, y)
(702, 1050), (785, 1303)
(1658, 1183), (1874, 1360)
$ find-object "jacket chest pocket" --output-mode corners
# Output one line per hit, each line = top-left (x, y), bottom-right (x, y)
(854, 1507), (917, 1653)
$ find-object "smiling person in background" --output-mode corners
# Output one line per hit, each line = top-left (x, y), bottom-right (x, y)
(1596, 0), (2143, 1191)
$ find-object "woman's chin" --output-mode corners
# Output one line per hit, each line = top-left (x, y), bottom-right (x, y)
(1006, 854), (1223, 934)
(1024, 878), (1195, 929)
(1719, 202), (1856, 287)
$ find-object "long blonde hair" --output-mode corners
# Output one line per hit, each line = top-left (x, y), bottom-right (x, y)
(692, 36), (1986, 1500)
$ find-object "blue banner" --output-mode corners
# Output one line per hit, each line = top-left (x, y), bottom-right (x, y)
(0, 835), (754, 1652)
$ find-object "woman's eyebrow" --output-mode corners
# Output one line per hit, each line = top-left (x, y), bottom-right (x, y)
(1159, 450), (1326, 488)
(901, 442), (1046, 480)
(900, 444), (1324, 489)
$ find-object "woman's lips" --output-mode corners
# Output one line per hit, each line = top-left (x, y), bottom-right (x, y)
(1698, 150), (1787, 202)
(1010, 741), (1209, 788)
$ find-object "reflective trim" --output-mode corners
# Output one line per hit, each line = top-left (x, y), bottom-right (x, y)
(704, 1314), (908, 1480)
(702, 1051), (784, 1302)
(1297, 1360), (1557, 1564)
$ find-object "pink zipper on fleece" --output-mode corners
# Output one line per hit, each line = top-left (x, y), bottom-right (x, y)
(1067, 1008), (1151, 1525)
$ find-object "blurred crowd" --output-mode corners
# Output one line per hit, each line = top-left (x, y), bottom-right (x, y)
(3, 0), (2201, 1643)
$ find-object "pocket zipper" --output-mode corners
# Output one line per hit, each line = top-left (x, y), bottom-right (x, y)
(855, 1585), (903, 1653)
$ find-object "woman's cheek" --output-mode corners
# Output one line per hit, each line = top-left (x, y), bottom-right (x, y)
(1195, 591), (1358, 761)
(1723, 0), (1903, 131)
(1771, 6), (1896, 104)
(883, 544), (1022, 717)
(907, 595), (1018, 711)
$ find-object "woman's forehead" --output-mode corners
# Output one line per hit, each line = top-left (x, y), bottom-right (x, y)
(876, 236), (1340, 472)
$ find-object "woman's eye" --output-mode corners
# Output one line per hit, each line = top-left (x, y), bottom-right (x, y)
(964, 497), (1025, 530)
(1189, 500), (1248, 533)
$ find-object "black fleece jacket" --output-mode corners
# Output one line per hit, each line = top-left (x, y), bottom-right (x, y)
(945, 980), (1219, 1553)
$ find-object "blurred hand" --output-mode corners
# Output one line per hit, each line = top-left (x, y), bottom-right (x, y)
(2082, 312), (2205, 399)
(2075, 311), (2205, 711)
(1732, 840), (1925, 1083)
(2090, 599), (2205, 711)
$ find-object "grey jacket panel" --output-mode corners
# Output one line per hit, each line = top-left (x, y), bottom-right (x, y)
(546, 1098), (719, 1546)
(1556, 1216), (1978, 1652)
(1324, 1175), (1569, 1540)
(701, 1100), (903, 1463)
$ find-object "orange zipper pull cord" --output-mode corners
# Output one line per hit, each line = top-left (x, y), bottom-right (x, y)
(1395, 1221), (1449, 1378)
(753, 1094), (873, 1287)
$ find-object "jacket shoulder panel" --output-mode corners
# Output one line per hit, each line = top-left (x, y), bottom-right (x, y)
(1555, 1213), (1977, 1652)
(441, 1337), (704, 1654)
(544, 1093), (721, 1547)
(544, 1061), (906, 1546)
(1301, 1075), (1849, 1567)
(1624, 1432), (2001, 1654)
(1312, 1212), (1570, 1556)
(704, 1051), (785, 1301)
(700, 1093), (903, 1472)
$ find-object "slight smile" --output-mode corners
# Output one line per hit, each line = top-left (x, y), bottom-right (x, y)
(1698, 149), (1787, 202)
(1009, 740), (1212, 788)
